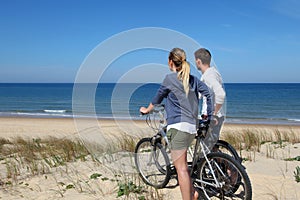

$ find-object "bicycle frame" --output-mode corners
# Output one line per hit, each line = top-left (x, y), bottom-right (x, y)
(145, 106), (234, 188)
(191, 135), (224, 189)
(136, 105), (251, 199)
(151, 122), (226, 191)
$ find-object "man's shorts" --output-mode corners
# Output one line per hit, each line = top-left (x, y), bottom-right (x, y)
(167, 128), (195, 150)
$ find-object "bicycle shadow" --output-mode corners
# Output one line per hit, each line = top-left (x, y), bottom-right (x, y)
(165, 174), (179, 189)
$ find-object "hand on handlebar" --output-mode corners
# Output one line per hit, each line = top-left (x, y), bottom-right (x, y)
(139, 107), (149, 115)
(213, 116), (219, 126)
(139, 103), (154, 115)
(201, 114), (208, 120)
(201, 114), (219, 126)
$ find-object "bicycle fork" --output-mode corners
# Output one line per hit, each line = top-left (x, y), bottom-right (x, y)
(146, 138), (158, 167)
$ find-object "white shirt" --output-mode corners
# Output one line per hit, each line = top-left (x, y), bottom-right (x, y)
(201, 67), (226, 118)
(167, 122), (197, 134)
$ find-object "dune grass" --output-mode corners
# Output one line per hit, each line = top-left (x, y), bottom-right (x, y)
(0, 127), (299, 198)
(294, 166), (300, 183)
(0, 135), (165, 199)
(221, 128), (300, 153)
(0, 137), (90, 181)
(220, 127), (300, 164)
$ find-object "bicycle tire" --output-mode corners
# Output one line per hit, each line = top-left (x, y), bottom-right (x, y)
(188, 140), (241, 164)
(134, 137), (171, 188)
(194, 152), (252, 200)
(215, 140), (242, 163)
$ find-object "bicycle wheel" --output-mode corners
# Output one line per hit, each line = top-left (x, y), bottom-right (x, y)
(194, 152), (252, 200)
(134, 137), (171, 188)
(214, 140), (242, 163)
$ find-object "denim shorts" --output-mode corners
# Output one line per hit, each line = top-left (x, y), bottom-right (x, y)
(167, 128), (195, 150)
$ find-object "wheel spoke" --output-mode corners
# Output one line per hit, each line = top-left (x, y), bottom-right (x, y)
(195, 152), (252, 200)
(134, 138), (171, 188)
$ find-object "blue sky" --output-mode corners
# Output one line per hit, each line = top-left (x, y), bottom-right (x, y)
(0, 0), (299, 83)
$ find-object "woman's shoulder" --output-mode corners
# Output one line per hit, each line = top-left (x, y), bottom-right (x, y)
(189, 75), (208, 89)
(162, 73), (177, 86)
(166, 72), (177, 77)
(164, 72), (177, 80)
(189, 74), (201, 83)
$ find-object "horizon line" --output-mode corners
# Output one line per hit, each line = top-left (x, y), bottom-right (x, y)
(0, 82), (299, 84)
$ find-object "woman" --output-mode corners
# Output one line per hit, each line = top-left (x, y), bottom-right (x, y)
(140, 48), (213, 200)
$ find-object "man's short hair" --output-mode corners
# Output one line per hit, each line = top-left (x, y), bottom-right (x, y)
(194, 48), (211, 65)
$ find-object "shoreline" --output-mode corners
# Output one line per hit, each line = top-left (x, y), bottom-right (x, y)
(1, 115), (300, 126)
(1, 116), (300, 126)
(0, 116), (299, 139)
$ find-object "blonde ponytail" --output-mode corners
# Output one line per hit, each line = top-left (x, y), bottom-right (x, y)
(177, 60), (190, 96)
(169, 48), (190, 97)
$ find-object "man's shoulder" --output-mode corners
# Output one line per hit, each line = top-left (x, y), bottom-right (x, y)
(204, 67), (217, 74)
(203, 67), (223, 80)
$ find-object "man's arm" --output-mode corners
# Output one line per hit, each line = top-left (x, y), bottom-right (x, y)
(197, 81), (213, 119)
(205, 73), (225, 115)
(214, 103), (223, 115)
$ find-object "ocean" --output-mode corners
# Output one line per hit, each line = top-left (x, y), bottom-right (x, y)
(0, 83), (299, 125)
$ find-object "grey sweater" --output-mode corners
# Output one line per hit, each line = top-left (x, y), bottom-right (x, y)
(151, 73), (213, 126)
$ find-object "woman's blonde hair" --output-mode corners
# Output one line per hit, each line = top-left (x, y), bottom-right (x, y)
(168, 48), (190, 96)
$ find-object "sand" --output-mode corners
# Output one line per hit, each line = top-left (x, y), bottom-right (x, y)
(0, 117), (300, 199)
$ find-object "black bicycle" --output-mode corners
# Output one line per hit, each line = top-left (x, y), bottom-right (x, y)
(134, 105), (252, 199)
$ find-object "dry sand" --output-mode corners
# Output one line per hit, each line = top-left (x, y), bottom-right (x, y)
(0, 117), (300, 199)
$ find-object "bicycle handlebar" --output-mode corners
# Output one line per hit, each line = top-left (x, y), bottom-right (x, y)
(140, 104), (166, 131)
(141, 104), (215, 133)
(198, 119), (210, 127)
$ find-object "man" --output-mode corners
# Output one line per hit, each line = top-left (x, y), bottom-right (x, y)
(194, 48), (226, 149)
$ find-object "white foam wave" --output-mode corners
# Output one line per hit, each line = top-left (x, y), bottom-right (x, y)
(15, 112), (72, 118)
(44, 110), (67, 113)
(288, 118), (300, 122)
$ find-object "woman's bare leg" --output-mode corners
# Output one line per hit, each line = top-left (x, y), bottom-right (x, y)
(171, 149), (193, 200)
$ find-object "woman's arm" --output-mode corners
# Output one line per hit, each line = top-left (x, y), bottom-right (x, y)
(140, 75), (170, 114)
(139, 103), (154, 114)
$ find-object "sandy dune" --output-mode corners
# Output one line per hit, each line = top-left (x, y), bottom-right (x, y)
(0, 117), (300, 199)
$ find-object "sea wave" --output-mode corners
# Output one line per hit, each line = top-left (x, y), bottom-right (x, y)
(225, 116), (300, 125)
(43, 110), (67, 113)
(0, 110), (299, 125)
(0, 111), (73, 118)
(288, 118), (300, 122)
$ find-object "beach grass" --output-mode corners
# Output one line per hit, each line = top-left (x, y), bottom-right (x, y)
(0, 135), (166, 199)
(220, 127), (300, 162)
(1, 124), (300, 199)
(0, 137), (90, 182)
(221, 127), (300, 153)
(294, 166), (300, 183)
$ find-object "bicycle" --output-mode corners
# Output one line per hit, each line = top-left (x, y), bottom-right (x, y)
(134, 105), (252, 199)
